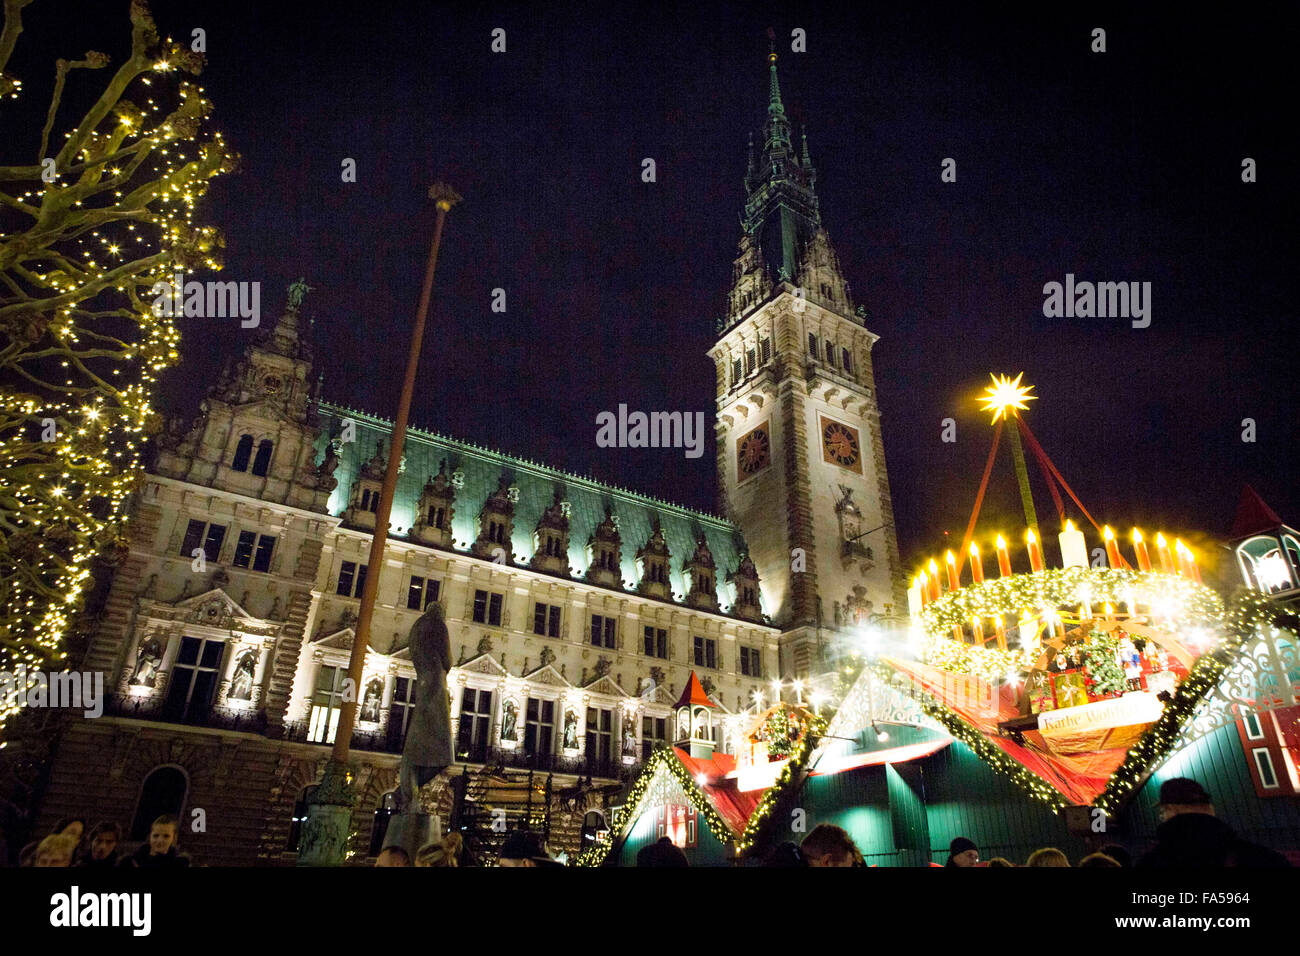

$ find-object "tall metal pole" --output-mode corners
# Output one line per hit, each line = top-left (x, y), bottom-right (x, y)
(1006, 414), (1039, 540)
(298, 183), (460, 866)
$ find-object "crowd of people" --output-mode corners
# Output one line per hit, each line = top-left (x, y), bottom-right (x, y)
(634, 777), (1293, 868)
(8, 776), (1291, 869)
(12, 815), (191, 868)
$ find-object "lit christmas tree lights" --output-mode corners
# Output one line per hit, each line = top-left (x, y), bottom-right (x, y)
(0, 1), (236, 733)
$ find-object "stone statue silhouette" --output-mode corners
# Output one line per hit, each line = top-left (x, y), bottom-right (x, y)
(397, 602), (452, 810)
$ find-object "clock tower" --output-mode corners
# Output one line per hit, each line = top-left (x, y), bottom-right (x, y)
(708, 51), (905, 680)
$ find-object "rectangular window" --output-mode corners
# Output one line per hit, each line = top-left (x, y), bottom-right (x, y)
(842, 349), (852, 374)
(693, 636), (717, 669)
(233, 530), (256, 569)
(161, 635), (225, 722)
(472, 589), (503, 626)
(179, 519), (227, 563)
(760, 336), (772, 365)
(642, 716), (668, 759)
(731, 357), (742, 386)
(252, 534), (275, 573)
(808, 332), (818, 357)
(1253, 748), (1279, 789)
(336, 561), (367, 598)
(337, 561), (357, 596)
(456, 688), (494, 761)
(407, 575), (439, 611)
(643, 625), (668, 659)
(825, 341), (836, 364)
(386, 676), (414, 749)
(591, 614), (617, 649)
(308, 665), (346, 744)
(745, 347), (756, 376)
(428, 506), (446, 530)
(524, 698), (555, 756)
(740, 647), (763, 678)
(1243, 713), (1265, 740)
(586, 707), (613, 762)
(534, 603), (561, 637)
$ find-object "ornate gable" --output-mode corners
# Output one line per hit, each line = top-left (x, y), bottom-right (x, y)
(147, 588), (277, 637)
(583, 674), (628, 698)
(453, 652), (508, 677)
(522, 663), (570, 688)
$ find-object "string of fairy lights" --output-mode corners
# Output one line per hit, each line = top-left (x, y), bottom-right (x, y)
(1, 10), (234, 732)
(574, 706), (827, 865)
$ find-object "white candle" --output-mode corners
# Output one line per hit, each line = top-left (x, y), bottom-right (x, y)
(1059, 519), (1088, 570)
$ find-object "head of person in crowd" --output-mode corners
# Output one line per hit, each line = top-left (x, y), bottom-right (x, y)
(636, 836), (689, 867)
(762, 841), (805, 867)
(148, 815), (180, 856)
(497, 829), (561, 868)
(53, 817), (86, 844)
(984, 857), (1015, 868)
(1155, 778), (1214, 823)
(86, 822), (122, 864)
(415, 832), (464, 867)
(800, 824), (863, 867)
(1097, 843), (1131, 867)
(1078, 852), (1121, 867)
(375, 846), (411, 867)
(34, 833), (78, 867)
(946, 836), (979, 867)
(1025, 848), (1070, 867)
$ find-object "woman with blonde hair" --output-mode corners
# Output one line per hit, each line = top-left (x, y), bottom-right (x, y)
(415, 832), (465, 867)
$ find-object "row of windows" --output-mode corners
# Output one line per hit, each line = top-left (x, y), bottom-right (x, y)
(328, 572), (765, 670)
(729, 336), (774, 387)
(808, 332), (853, 374)
(179, 519), (276, 573)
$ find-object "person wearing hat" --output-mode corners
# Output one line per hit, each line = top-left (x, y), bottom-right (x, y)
(497, 829), (563, 868)
(1137, 777), (1290, 868)
(946, 837), (979, 867)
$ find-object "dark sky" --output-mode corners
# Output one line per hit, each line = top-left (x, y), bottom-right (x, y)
(16, 1), (1299, 568)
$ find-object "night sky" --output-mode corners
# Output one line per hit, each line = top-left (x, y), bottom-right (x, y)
(14, 2), (1299, 569)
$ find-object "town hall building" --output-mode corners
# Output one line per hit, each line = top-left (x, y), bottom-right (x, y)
(26, 53), (906, 865)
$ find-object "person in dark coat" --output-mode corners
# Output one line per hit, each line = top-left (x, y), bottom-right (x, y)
(946, 836), (980, 867)
(636, 836), (689, 867)
(1137, 778), (1290, 868)
(397, 602), (453, 810)
(78, 822), (123, 868)
(121, 815), (191, 868)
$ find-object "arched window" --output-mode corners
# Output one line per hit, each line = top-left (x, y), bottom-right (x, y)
(251, 439), (273, 477)
(231, 434), (254, 472)
(130, 765), (189, 840)
(287, 784), (317, 852)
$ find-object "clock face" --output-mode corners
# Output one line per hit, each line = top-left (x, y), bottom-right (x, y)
(820, 417), (862, 473)
(736, 423), (771, 478)
(261, 374), (281, 395)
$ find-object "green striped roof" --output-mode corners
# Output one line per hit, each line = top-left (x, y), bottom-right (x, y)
(315, 403), (767, 618)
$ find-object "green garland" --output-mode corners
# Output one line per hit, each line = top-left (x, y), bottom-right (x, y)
(573, 745), (732, 867)
(737, 710), (827, 853)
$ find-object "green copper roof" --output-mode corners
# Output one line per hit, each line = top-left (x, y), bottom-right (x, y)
(315, 403), (767, 619)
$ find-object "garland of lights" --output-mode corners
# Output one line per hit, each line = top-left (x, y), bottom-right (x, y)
(736, 710), (826, 854)
(575, 707), (828, 866)
(895, 590), (1292, 813)
(0, 0), (234, 734)
(917, 568), (1224, 682)
(574, 746), (732, 867)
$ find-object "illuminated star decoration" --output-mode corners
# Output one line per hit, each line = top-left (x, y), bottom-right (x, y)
(979, 372), (1037, 423)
